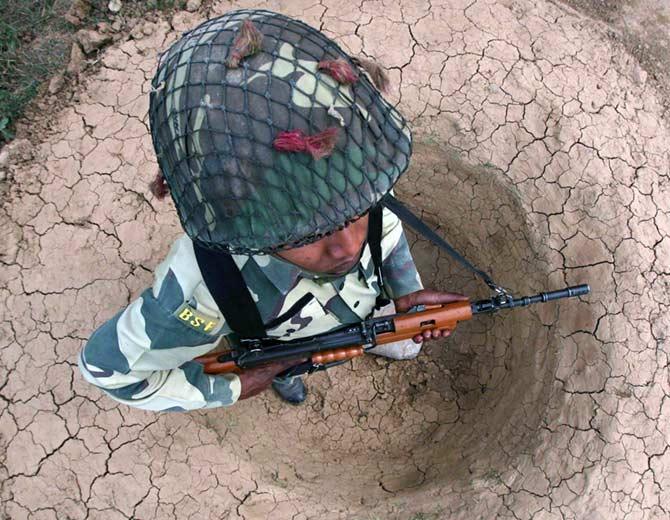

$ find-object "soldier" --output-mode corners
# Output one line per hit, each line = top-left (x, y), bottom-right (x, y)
(78, 9), (466, 410)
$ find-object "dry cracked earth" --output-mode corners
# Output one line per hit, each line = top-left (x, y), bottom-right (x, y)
(1, 0), (669, 518)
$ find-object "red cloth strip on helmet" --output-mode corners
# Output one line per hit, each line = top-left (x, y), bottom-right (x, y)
(318, 59), (359, 84)
(226, 19), (263, 68)
(273, 127), (340, 160)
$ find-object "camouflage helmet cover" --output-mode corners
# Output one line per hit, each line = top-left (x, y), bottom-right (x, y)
(148, 9), (412, 254)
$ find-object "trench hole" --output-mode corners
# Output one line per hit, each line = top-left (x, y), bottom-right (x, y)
(195, 140), (560, 505)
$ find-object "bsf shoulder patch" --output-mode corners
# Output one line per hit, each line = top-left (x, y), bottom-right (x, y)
(174, 302), (220, 334)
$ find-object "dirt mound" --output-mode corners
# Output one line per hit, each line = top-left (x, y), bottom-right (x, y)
(1, 1), (668, 519)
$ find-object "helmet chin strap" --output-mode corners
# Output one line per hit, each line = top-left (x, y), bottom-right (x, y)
(381, 194), (512, 301)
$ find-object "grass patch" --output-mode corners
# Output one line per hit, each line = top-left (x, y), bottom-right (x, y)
(0, 0), (188, 146)
(0, 0), (72, 143)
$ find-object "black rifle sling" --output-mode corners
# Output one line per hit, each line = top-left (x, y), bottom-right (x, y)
(193, 244), (266, 339)
(382, 194), (503, 294)
(367, 204), (390, 308)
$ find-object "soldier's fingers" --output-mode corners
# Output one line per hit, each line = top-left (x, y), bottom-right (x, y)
(424, 329), (451, 340)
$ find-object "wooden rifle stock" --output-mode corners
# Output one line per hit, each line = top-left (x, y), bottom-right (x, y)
(375, 301), (472, 343)
(194, 301), (473, 375)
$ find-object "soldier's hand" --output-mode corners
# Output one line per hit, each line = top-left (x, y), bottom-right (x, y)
(393, 289), (468, 344)
(238, 358), (306, 400)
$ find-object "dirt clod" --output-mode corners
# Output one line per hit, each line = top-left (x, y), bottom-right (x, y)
(48, 74), (65, 95)
(64, 0), (92, 27)
(66, 42), (86, 75)
(75, 29), (113, 54)
(186, 0), (202, 13)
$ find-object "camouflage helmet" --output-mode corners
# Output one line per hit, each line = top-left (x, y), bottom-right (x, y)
(148, 9), (412, 254)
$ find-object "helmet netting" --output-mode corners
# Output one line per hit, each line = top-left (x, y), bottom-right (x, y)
(148, 9), (412, 254)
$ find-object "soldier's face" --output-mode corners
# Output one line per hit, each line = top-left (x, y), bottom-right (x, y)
(276, 215), (369, 275)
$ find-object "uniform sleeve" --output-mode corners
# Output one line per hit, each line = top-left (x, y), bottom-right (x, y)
(78, 237), (240, 412)
(379, 207), (424, 299)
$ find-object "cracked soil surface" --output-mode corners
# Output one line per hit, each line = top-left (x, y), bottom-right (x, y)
(1, 0), (669, 518)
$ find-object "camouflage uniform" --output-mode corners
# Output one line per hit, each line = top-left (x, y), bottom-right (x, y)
(78, 208), (422, 411)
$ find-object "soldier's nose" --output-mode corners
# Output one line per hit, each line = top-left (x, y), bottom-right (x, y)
(326, 226), (362, 261)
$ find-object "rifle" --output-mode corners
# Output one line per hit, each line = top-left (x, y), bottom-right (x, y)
(194, 284), (590, 377)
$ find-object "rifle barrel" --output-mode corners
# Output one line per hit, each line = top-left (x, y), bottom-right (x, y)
(471, 284), (590, 314)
